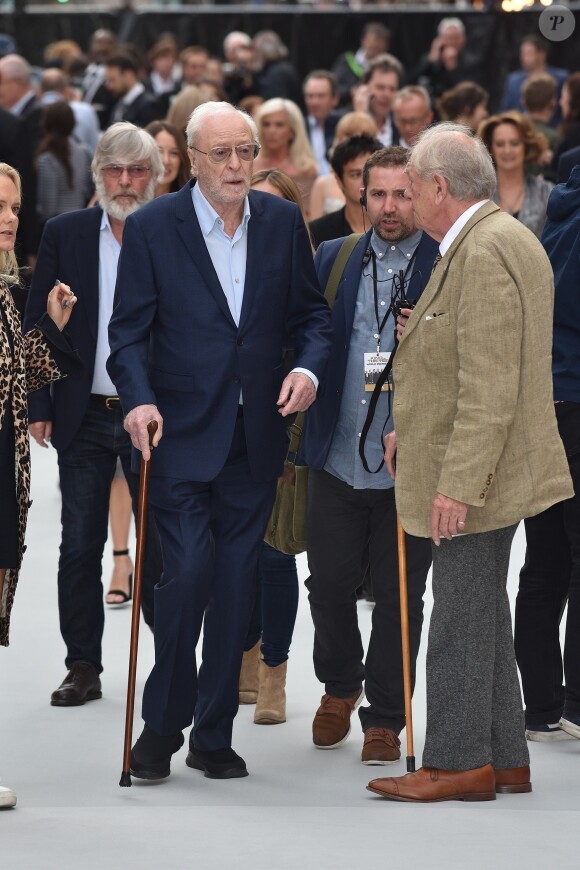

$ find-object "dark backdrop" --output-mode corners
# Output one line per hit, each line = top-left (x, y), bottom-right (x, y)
(1, 7), (579, 111)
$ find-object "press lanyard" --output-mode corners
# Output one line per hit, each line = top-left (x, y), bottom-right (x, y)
(370, 245), (417, 353)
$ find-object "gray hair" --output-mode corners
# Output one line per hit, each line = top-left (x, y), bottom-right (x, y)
(438, 18), (466, 37)
(91, 121), (164, 185)
(393, 85), (432, 110)
(253, 31), (288, 62)
(185, 101), (258, 150)
(0, 54), (33, 84)
(223, 31), (252, 55)
(409, 122), (496, 201)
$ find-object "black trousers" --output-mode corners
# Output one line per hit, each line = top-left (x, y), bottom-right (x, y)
(515, 401), (580, 724)
(306, 469), (431, 733)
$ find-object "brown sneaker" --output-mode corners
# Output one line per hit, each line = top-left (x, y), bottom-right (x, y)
(361, 727), (401, 765)
(312, 689), (364, 749)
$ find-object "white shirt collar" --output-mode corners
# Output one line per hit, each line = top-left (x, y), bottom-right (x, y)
(192, 182), (251, 237)
(10, 89), (36, 116)
(439, 201), (488, 257)
(122, 82), (145, 106)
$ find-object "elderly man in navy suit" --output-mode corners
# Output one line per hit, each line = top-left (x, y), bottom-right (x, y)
(24, 123), (164, 707)
(301, 147), (436, 766)
(107, 102), (332, 781)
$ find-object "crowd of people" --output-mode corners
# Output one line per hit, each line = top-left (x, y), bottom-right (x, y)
(0, 17), (579, 809)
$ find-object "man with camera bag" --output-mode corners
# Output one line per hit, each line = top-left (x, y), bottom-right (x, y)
(301, 146), (438, 765)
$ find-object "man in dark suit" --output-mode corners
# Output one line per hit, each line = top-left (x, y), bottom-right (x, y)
(24, 123), (164, 707)
(0, 54), (44, 264)
(107, 102), (332, 782)
(105, 53), (164, 128)
(309, 135), (382, 249)
(0, 104), (37, 271)
(301, 147), (435, 765)
(353, 54), (403, 149)
(557, 145), (580, 183)
(303, 70), (343, 175)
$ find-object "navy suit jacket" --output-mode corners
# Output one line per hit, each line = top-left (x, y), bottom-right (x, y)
(300, 229), (439, 470)
(24, 206), (103, 452)
(107, 182), (332, 483)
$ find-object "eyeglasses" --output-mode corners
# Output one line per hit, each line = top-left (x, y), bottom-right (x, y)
(190, 143), (260, 164)
(102, 165), (152, 179)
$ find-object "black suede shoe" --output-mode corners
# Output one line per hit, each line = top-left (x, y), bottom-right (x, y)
(186, 746), (248, 779)
(50, 662), (102, 707)
(130, 725), (185, 780)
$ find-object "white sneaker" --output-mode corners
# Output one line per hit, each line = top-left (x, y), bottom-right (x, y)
(560, 714), (580, 739)
(0, 784), (16, 808)
(525, 722), (572, 742)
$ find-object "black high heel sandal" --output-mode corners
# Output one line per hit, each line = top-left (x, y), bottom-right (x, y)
(105, 549), (133, 607)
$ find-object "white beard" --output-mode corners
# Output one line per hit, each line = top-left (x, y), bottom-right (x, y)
(95, 176), (156, 223)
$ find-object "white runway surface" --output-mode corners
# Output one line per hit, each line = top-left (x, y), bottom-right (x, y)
(1, 443), (578, 869)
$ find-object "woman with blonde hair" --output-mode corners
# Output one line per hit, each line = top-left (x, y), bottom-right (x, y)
(0, 162), (79, 808)
(166, 85), (208, 141)
(478, 110), (553, 239)
(253, 98), (318, 216)
(309, 111), (378, 221)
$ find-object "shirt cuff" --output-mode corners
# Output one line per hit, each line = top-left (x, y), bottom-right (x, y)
(291, 367), (318, 391)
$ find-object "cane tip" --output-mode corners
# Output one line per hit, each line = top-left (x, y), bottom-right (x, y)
(119, 771), (132, 787)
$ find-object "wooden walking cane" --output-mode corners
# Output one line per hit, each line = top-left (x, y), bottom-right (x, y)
(397, 515), (416, 773)
(119, 420), (158, 787)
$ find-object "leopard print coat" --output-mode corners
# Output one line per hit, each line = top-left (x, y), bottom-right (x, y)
(0, 282), (67, 646)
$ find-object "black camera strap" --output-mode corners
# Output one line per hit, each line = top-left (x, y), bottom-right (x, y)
(358, 343), (397, 473)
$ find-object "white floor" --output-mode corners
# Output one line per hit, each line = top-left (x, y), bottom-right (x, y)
(1, 444), (579, 869)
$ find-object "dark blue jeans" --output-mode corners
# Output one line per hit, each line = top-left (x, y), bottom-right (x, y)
(57, 403), (162, 673)
(245, 542), (299, 667)
(515, 401), (580, 723)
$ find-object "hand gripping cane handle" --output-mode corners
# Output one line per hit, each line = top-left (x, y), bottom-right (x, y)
(120, 420), (158, 787)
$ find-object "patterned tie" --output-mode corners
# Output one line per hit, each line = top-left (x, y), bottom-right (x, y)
(431, 252), (442, 274)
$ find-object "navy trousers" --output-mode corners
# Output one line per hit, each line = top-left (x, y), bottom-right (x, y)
(143, 416), (276, 751)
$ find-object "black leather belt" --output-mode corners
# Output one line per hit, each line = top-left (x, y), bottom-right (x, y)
(90, 394), (121, 411)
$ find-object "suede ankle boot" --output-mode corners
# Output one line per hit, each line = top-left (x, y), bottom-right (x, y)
(239, 640), (261, 704)
(254, 658), (287, 724)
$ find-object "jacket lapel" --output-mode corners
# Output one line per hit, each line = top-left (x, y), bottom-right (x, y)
(238, 191), (263, 332)
(401, 202), (500, 345)
(175, 181), (237, 328)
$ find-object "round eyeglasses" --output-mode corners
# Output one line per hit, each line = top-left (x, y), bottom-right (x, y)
(190, 143), (261, 164)
(102, 165), (152, 180)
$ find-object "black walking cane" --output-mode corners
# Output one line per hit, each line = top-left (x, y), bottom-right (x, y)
(397, 516), (416, 773)
(119, 420), (158, 788)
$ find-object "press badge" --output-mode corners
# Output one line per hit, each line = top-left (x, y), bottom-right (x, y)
(364, 352), (391, 391)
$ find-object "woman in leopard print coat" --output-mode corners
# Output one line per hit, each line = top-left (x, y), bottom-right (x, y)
(0, 162), (78, 648)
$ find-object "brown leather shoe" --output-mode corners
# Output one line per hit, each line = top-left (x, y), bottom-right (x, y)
(50, 662), (102, 707)
(362, 727), (401, 765)
(494, 765), (532, 794)
(312, 689), (364, 749)
(367, 764), (496, 802)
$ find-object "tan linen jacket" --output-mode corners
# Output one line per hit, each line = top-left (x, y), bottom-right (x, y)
(393, 201), (573, 538)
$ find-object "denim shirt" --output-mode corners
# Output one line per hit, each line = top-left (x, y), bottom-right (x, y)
(324, 229), (422, 490)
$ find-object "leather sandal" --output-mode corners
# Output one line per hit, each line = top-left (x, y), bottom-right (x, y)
(105, 549), (133, 607)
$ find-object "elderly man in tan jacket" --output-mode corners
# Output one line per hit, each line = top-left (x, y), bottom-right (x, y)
(367, 123), (573, 803)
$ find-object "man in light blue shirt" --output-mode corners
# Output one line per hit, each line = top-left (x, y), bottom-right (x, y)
(302, 147), (436, 766)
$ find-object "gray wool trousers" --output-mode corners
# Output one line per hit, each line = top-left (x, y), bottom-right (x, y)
(422, 524), (530, 771)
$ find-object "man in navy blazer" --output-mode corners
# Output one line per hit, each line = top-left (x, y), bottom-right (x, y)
(107, 102), (332, 781)
(301, 147), (435, 764)
(24, 123), (164, 706)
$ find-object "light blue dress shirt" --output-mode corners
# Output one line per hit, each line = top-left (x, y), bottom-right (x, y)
(324, 229), (422, 490)
(191, 183), (318, 390)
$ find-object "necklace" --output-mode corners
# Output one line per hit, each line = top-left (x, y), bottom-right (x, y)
(499, 183), (525, 215)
